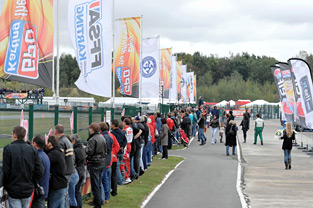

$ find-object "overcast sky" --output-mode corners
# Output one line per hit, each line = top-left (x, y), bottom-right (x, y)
(1, 0), (313, 61)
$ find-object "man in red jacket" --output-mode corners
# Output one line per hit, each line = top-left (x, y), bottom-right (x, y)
(107, 123), (120, 197)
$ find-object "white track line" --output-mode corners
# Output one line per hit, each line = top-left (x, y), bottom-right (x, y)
(236, 138), (249, 208)
(141, 159), (185, 208)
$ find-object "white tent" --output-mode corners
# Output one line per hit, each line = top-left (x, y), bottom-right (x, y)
(241, 99), (269, 108)
(216, 100), (228, 107)
(229, 100), (236, 107)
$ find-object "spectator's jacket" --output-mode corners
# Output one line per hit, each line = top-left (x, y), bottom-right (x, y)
(210, 118), (219, 128)
(181, 115), (191, 134)
(167, 118), (175, 131)
(3, 140), (44, 199)
(189, 114), (194, 124)
(149, 115), (157, 133)
(196, 110), (201, 120)
(101, 131), (113, 168)
(161, 124), (169, 146)
(111, 128), (127, 154)
(199, 98), (203, 106)
(38, 149), (50, 199)
(156, 117), (162, 134)
(211, 109), (219, 117)
(254, 118), (264, 130)
(73, 141), (86, 181)
(109, 132), (120, 164)
(59, 135), (76, 175)
(86, 132), (107, 167)
(240, 118), (250, 131)
(46, 147), (68, 190)
(148, 123), (156, 143)
(137, 122), (146, 145)
(198, 117), (205, 129)
(142, 122), (150, 145)
(193, 113), (198, 124)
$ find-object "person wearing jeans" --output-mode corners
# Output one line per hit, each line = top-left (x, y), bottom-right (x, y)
(198, 114), (206, 145)
(68, 171), (79, 207)
(111, 120), (127, 185)
(3, 126), (43, 208)
(160, 118), (169, 159)
(210, 115), (220, 144)
(280, 122), (296, 169)
(116, 153), (124, 185)
(86, 123), (108, 207)
(225, 120), (237, 156)
(46, 135), (68, 208)
(226, 145), (236, 156)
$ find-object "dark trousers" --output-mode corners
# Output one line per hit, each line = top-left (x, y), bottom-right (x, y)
(89, 165), (106, 208)
(75, 176), (84, 208)
(243, 129), (247, 141)
(111, 162), (117, 196)
(31, 196), (45, 208)
(162, 146), (168, 159)
(134, 144), (143, 175)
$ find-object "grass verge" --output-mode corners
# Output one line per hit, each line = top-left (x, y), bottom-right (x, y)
(83, 155), (184, 208)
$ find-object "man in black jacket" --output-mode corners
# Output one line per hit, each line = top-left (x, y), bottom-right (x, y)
(133, 116), (145, 175)
(54, 124), (77, 207)
(86, 122), (107, 208)
(111, 120), (127, 186)
(3, 126), (43, 208)
(71, 134), (86, 208)
(46, 135), (68, 208)
(54, 125), (76, 178)
(181, 112), (191, 139)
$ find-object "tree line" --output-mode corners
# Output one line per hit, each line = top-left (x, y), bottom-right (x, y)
(2, 51), (313, 103)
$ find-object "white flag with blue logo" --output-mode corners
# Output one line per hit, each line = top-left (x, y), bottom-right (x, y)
(170, 56), (177, 102)
(181, 65), (187, 103)
(141, 36), (160, 98)
(68, 0), (112, 97)
(188, 72), (195, 103)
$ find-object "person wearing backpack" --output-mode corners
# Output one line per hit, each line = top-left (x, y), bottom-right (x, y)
(225, 120), (237, 156)
(254, 114), (264, 145)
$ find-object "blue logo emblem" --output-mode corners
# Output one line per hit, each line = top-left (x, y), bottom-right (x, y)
(142, 56), (156, 78)
(181, 77), (185, 87)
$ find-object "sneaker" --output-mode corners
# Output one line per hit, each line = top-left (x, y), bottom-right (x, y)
(253, 143), (256, 145)
(105, 200), (109, 204)
(261, 142), (263, 145)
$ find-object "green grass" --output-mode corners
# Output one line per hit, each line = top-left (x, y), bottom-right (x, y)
(170, 144), (186, 150)
(83, 155), (184, 208)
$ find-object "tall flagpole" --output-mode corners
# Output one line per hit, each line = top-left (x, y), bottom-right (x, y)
(139, 15), (143, 107)
(169, 47), (172, 104)
(56, 0), (60, 105)
(112, 0), (115, 108)
(157, 35), (161, 108)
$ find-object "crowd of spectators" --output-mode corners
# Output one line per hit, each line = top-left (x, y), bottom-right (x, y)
(0, 88), (45, 99)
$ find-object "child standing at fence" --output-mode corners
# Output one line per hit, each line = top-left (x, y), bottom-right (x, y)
(219, 123), (224, 143)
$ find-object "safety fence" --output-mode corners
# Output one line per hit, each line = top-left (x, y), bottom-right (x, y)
(0, 103), (198, 146)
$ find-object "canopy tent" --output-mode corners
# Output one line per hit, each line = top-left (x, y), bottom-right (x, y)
(240, 100), (270, 108)
(216, 100), (228, 107)
(229, 100), (236, 107)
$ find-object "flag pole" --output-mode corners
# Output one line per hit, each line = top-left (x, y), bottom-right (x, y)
(112, 0), (115, 108)
(158, 37), (161, 109)
(139, 15), (143, 108)
(56, 0), (60, 105)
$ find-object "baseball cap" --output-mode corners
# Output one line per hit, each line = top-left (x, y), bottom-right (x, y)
(135, 116), (140, 121)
